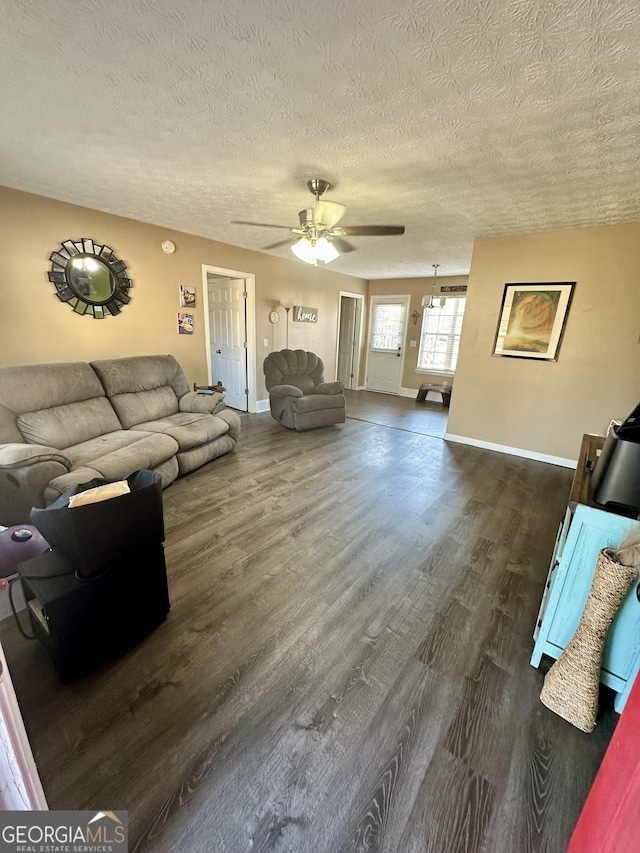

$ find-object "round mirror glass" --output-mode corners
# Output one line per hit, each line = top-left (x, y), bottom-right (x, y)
(67, 255), (116, 303)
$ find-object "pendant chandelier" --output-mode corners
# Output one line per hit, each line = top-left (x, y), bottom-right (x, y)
(422, 263), (445, 310)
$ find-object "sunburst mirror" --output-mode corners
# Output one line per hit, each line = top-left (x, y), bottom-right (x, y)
(48, 238), (132, 318)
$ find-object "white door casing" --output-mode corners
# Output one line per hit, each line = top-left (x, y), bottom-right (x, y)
(202, 266), (256, 413)
(336, 292), (364, 389)
(365, 296), (410, 394)
(0, 640), (48, 810)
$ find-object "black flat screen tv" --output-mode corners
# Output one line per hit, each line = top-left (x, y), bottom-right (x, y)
(591, 403), (640, 513)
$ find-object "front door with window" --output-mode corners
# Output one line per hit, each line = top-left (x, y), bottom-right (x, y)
(366, 297), (408, 394)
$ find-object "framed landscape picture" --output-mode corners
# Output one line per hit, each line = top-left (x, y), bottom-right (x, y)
(493, 282), (575, 361)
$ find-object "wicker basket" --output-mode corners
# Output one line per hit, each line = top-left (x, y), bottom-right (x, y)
(540, 548), (637, 732)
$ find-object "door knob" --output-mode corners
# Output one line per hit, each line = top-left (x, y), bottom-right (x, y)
(216, 349), (221, 354)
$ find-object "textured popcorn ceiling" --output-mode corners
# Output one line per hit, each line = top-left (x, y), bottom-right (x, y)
(1, 0), (639, 279)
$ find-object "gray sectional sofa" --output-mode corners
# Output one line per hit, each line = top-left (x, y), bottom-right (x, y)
(0, 354), (241, 525)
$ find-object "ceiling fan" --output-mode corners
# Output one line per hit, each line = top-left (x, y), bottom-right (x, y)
(231, 179), (405, 265)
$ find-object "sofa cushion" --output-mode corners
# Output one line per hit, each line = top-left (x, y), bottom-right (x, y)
(91, 355), (189, 428)
(133, 412), (229, 451)
(293, 394), (346, 414)
(0, 362), (106, 414)
(176, 434), (236, 475)
(106, 387), (180, 430)
(17, 398), (122, 448)
(214, 409), (242, 442)
(0, 362), (114, 445)
(65, 429), (178, 471)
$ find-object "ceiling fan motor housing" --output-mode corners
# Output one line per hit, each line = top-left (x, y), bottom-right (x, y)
(299, 208), (315, 228)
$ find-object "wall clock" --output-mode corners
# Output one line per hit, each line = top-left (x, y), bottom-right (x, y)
(269, 310), (280, 324)
(48, 238), (132, 319)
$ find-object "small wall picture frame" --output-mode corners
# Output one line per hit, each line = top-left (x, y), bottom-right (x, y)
(493, 282), (575, 361)
(180, 285), (196, 307)
(178, 312), (194, 335)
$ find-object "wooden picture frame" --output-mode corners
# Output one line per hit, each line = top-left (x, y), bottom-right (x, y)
(493, 282), (575, 361)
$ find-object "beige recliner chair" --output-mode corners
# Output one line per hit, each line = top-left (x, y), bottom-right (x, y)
(263, 349), (346, 431)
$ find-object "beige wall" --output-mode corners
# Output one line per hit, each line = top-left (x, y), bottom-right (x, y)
(0, 186), (366, 401)
(447, 223), (640, 462)
(368, 276), (469, 389)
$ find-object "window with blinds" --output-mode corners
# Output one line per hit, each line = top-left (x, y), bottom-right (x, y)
(370, 302), (405, 350)
(417, 297), (466, 373)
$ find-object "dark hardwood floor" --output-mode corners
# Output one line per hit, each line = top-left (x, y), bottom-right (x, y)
(0, 400), (616, 852)
(345, 389), (448, 438)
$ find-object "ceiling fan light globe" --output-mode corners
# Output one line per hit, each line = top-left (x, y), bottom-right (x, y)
(315, 237), (340, 263)
(291, 237), (317, 264)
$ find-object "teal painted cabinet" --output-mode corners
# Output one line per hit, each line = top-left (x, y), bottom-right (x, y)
(531, 503), (640, 713)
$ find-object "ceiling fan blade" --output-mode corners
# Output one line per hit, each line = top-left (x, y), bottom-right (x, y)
(334, 225), (405, 236)
(313, 200), (346, 230)
(331, 237), (356, 254)
(262, 237), (297, 250)
(231, 220), (294, 230)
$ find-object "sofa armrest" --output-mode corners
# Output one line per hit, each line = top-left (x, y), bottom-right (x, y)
(215, 408), (242, 442)
(315, 381), (344, 395)
(179, 391), (225, 414)
(0, 443), (72, 471)
(269, 384), (304, 398)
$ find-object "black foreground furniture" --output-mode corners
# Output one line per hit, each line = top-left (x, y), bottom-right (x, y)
(20, 470), (170, 681)
(19, 547), (169, 682)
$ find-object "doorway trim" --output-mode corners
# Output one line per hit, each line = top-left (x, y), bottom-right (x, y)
(364, 294), (411, 395)
(201, 264), (257, 413)
(335, 291), (365, 389)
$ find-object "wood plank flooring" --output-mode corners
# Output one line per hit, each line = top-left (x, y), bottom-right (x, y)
(0, 404), (616, 852)
(345, 389), (448, 437)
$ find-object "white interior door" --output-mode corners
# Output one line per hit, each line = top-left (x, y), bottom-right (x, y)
(338, 296), (357, 388)
(366, 296), (408, 394)
(206, 276), (247, 410)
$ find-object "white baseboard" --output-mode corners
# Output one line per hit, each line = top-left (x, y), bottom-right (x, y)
(399, 386), (418, 399)
(444, 432), (577, 469)
(256, 399), (270, 413)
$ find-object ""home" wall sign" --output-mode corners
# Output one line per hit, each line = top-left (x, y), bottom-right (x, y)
(293, 305), (318, 322)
